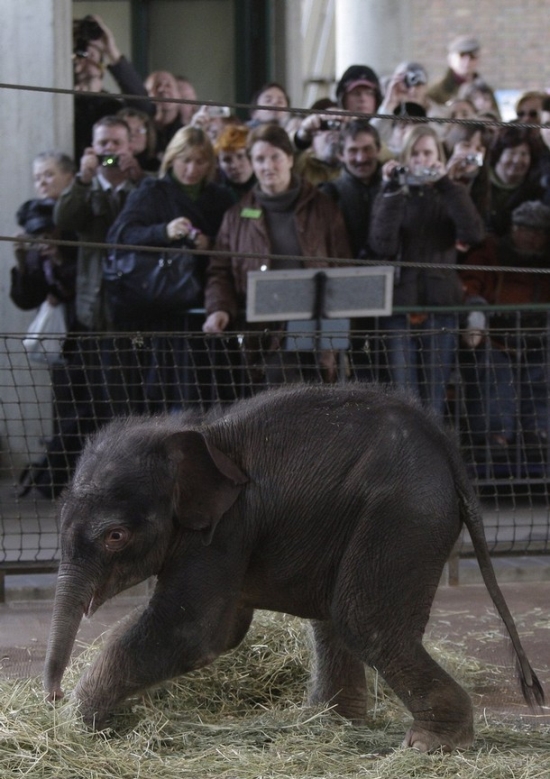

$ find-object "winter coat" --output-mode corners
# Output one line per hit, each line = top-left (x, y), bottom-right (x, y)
(487, 170), (544, 237)
(106, 174), (234, 323)
(320, 166), (382, 258)
(204, 179), (352, 321)
(369, 175), (485, 307)
(54, 176), (137, 330)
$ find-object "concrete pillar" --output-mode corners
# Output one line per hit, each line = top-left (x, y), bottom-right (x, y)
(335, 0), (413, 81)
(0, 0), (73, 464)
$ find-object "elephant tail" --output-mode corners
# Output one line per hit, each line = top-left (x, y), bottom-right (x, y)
(457, 484), (545, 710)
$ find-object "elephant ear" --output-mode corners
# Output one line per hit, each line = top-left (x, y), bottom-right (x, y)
(166, 431), (248, 544)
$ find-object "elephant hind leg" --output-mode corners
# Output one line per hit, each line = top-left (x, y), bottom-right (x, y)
(308, 619), (368, 723)
(393, 641), (474, 752)
(355, 633), (473, 752)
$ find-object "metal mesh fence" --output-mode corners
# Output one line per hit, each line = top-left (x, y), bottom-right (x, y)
(1, 309), (549, 572)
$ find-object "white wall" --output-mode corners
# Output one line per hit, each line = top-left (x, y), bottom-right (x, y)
(0, 0), (73, 465)
(335, 0), (412, 81)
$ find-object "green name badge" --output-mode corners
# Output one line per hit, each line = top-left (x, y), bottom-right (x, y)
(240, 207), (262, 219)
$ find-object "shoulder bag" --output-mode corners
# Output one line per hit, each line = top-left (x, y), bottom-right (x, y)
(104, 225), (204, 319)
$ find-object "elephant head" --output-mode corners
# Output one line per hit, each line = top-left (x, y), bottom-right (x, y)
(44, 420), (247, 703)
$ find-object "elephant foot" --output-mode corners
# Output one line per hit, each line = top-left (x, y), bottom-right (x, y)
(401, 719), (474, 753)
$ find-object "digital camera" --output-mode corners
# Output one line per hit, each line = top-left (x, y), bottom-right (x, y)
(463, 152), (484, 167)
(183, 227), (201, 249)
(392, 165), (440, 187)
(319, 119), (343, 131)
(97, 154), (119, 168)
(403, 70), (424, 89)
(73, 15), (103, 57)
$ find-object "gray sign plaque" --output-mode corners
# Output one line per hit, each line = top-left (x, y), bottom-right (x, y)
(246, 266), (394, 322)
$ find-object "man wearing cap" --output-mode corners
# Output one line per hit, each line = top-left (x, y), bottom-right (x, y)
(427, 35), (495, 107)
(459, 200), (550, 465)
(335, 64), (382, 116)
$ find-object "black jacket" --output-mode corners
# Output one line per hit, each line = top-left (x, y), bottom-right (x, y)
(107, 173), (234, 291)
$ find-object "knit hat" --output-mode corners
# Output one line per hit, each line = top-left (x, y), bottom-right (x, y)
(16, 198), (55, 235)
(336, 65), (381, 108)
(448, 35), (480, 55)
(512, 201), (550, 231)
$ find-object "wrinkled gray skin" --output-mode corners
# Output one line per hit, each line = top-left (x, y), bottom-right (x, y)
(44, 384), (543, 751)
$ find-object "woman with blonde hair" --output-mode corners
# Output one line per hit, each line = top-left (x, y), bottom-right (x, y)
(106, 126), (234, 409)
(369, 124), (485, 415)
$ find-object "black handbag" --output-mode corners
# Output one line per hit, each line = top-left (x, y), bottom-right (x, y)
(103, 244), (203, 318)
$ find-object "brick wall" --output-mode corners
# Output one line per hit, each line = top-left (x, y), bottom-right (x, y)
(409, 0), (550, 92)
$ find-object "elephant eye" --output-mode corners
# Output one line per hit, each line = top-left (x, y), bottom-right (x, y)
(104, 527), (130, 551)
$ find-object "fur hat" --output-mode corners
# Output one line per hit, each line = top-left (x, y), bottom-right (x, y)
(512, 201), (550, 231)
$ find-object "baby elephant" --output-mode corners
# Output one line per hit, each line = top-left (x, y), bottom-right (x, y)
(44, 384), (543, 751)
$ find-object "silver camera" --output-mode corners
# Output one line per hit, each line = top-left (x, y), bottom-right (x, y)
(392, 165), (440, 187)
(463, 152), (484, 167)
(404, 70), (424, 89)
(207, 106), (231, 118)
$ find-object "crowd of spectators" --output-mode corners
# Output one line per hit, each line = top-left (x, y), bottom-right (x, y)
(10, 18), (550, 494)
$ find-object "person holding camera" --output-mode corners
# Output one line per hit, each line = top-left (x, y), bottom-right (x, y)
(105, 126), (234, 411)
(371, 62), (446, 150)
(52, 115), (140, 461)
(55, 116), (140, 333)
(72, 14), (154, 161)
(293, 99), (343, 186)
(369, 125), (485, 416)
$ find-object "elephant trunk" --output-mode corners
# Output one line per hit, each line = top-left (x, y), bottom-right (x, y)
(44, 565), (94, 701)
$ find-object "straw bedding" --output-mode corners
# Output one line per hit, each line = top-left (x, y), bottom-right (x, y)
(1, 610), (548, 778)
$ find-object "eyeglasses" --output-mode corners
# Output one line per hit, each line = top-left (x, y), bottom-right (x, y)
(517, 110), (539, 119)
(129, 128), (148, 137)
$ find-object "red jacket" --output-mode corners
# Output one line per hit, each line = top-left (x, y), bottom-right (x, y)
(460, 235), (550, 306)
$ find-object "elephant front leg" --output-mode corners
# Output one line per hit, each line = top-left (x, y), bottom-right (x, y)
(308, 620), (368, 723)
(73, 596), (249, 729)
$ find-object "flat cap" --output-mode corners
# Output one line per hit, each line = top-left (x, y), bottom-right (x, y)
(448, 35), (481, 54)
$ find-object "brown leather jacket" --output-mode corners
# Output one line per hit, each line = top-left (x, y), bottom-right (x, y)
(205, 179), (352, 321)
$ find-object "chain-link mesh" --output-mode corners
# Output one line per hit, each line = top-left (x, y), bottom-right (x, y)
(1, 309), (549, 572)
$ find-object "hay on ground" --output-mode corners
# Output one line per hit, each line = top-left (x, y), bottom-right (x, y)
(1, 611), (548, 779)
